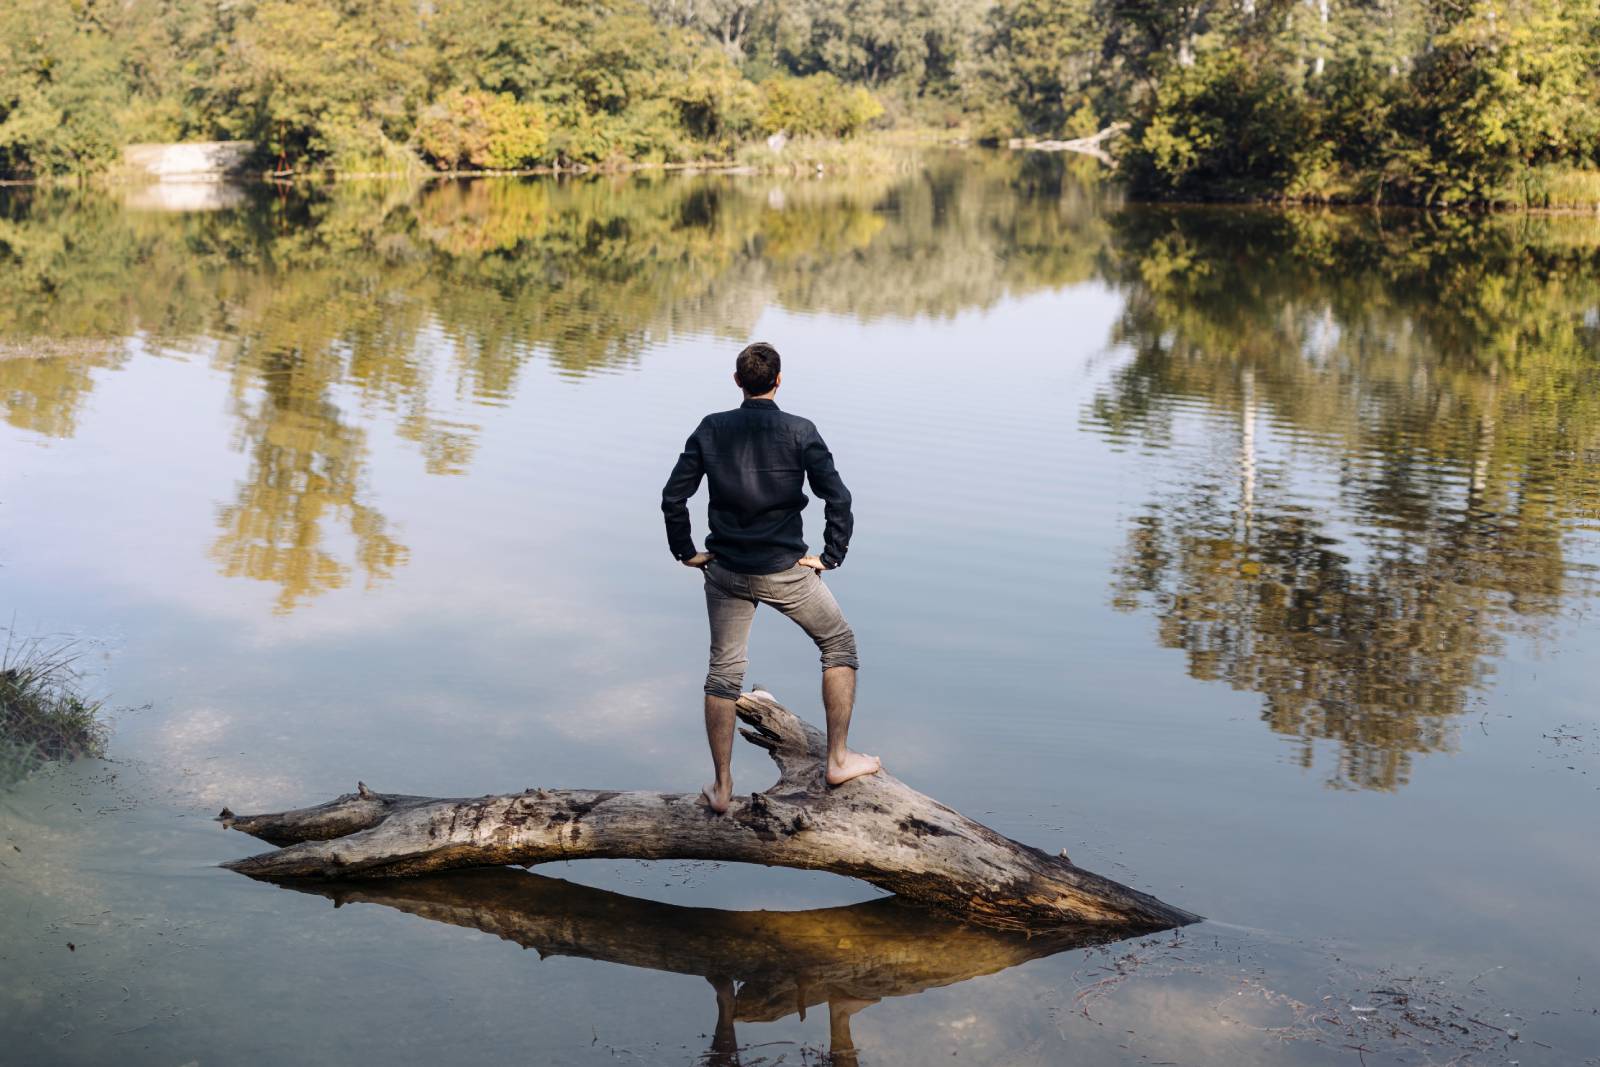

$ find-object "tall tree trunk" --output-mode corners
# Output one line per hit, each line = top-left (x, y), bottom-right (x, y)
(1314, 0), (1331, 77)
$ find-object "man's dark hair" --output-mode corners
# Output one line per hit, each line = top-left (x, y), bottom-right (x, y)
(735, 342), (781, 395)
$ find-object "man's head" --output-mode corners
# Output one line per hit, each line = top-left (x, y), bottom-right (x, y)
(735, 342), (781, 397)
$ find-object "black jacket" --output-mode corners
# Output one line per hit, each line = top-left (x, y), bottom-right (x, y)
(661, 397), (853, 574)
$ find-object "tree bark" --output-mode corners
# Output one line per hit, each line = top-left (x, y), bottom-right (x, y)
(220, 691), (1199, 932)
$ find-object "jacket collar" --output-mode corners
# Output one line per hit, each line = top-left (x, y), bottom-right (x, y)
(740, 397), (779, 410)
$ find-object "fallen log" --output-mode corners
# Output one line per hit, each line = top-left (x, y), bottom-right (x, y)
(1009, 122), (1132, 165)
(267, 866), (1151, 1061)
(220, 690), (1198, 931)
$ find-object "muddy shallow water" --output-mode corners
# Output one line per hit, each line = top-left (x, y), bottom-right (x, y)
(2, 155), (1597, 1065)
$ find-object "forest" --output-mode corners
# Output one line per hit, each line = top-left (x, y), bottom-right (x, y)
(2, 1), (1599, 205)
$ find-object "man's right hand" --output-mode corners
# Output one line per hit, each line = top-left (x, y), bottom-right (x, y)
(682, 552), (714, 569)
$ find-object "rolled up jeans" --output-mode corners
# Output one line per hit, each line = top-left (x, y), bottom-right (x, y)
(703, 560), (859, 699)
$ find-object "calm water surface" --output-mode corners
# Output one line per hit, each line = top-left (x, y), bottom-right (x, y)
(2, 155), (1598, 1065)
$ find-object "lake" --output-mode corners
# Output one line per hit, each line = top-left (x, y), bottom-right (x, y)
(2, 153), (1597, 1065)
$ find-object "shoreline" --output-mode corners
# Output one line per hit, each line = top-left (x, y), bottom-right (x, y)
(1109, 188), (1600, 219)
(9, 142), (1600, 216)
(0, 131), (956, 190)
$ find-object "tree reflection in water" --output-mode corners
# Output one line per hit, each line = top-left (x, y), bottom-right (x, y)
(271, 867), (1137, 1065)
(0, 155), (1109, 612)
(4, 163), (1599, 788)
(1088, 208), (1600, 790)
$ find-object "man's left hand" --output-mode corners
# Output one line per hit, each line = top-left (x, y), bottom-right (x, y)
(683, 552), (715, 569)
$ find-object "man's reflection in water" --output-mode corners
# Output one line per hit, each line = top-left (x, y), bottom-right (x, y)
(703, 971), (876, 1065)
(274, 867), (1142, 1064)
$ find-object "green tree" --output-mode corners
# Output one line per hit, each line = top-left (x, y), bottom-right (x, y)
(428, 0), (744, 163)
(759, 74), (883, 137)
(757, 0), (989, 100)
(1394, 0), (1600, 203)
(112, 0), (236, 143)
(222, 0), (425, 168)
(1122, 51), (1318, 199)
(983, 0), (1099, 136)
(0, 0), (125, 178)
(646, 0), (767, 59)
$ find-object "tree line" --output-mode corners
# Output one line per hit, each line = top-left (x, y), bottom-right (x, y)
(0, 0), (914, 180)
(980, 0), (1600, 206)
(4, 1), (1599, 202)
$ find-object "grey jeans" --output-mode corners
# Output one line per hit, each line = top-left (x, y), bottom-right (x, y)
(703, 561), (859, 698)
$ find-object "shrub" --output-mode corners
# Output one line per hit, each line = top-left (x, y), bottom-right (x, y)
(1308, 56), (1405, 201)
(759, 74), (885, 139)
(669, 67), (761, 154)
(416, 88), (550, 170)
(1124, 53), (1317, 200)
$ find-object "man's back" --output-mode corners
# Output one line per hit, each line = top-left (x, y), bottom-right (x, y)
(664, 340), (878, 815)
(662, 396), (852, 576)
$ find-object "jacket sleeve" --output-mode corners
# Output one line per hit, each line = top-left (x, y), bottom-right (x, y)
(802, 425), (853, 569)
(661, 424), (706, 561)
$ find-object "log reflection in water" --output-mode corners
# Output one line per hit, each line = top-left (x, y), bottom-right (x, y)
(271, 866), (1142, 1062)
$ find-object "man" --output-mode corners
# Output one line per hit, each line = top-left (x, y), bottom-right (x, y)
(662, 342), (880, 813)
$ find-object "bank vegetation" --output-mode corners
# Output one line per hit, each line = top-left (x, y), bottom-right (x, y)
(7, 1), (1598, 205)
(0, 639), (107, 787)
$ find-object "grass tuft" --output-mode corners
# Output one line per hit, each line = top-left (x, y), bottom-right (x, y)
(0, 636), (108, 788)
(1526, 167), (1600, 211)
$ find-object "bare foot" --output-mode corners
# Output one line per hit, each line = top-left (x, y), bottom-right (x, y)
(826, 750), (881, 787)
(701, 778), (733, 814)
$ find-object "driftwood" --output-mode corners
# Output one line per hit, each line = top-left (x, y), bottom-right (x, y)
(267, 867), (1149, 1063)
(1010, 122), (1132, 164)
(221, 691), (1198, 932)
